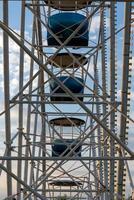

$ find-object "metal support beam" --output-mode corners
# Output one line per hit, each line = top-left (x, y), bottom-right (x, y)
(17, 1), (25, 199)
(3, 0), (12, 196)
(118, 2), (132, 199)
(101, 9), (109, 199)
(110, 2), (117, 198)
(0, 157), (133, 161)
(35, 0), (47, 196)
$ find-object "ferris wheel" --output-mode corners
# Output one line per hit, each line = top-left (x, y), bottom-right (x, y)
(0, 0), (134, 200)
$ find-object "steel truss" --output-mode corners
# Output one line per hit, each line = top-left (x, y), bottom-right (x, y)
(0, 1), (134, 200)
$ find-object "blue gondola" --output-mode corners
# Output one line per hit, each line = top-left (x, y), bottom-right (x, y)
(47, 13), (88, 46)
(50, 76), (84, 101)
(52, 139), (82, 157)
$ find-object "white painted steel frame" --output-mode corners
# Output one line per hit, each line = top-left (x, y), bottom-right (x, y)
(0, 1), (134, 200)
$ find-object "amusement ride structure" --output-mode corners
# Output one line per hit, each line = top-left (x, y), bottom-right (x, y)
(0, 0), (134, 199)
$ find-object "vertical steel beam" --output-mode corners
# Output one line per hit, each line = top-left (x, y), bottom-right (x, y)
(3, 0), (12, 196)
(118, 2), (132, 199)
(94, 56), (104, 199)
(110, 2), (116, 198)
(28, 18), (37, 188)
(17, 1), (25, 198)
(92, 17), (104, 198)
(35, 1), (46, 196)
(101, 8), (109, 200)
